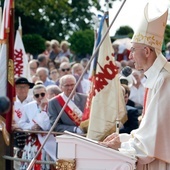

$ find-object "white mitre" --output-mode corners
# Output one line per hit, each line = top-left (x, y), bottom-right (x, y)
(131, 3), (168, 52)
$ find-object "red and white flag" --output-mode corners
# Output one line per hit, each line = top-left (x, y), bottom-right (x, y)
(0, 0), (13, 97)
(86, 20), (127, 141)
(0, 0), (15, 144)
(14, 30), (31, 80)
(0, 0), (11, 40)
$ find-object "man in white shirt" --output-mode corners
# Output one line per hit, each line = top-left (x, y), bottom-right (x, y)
(13, 77), (34, 125)
(13, 77), (34, 170)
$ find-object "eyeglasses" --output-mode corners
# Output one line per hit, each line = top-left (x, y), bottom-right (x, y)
(16, 85), (29, 89)
(51, 71), (57, 74)
(34, 93), (45, 98)
(130, 47), (145, 54)
(30, 67), (37, 70)
(130, 47), (153, 54)
(61, 68), (70, 72)
(62, 84), (75, 88)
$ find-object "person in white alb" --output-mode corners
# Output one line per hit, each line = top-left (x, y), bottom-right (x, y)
(101, 3), (170, 170)
(18, 84), (56, 170)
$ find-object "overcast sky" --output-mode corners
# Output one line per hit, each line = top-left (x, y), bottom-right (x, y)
(92, 0), (170, 36)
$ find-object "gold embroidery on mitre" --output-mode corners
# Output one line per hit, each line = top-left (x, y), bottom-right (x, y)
(133, 33), (162, 48)
(8, 59), (14, 86)
(56, 159), (76, 170)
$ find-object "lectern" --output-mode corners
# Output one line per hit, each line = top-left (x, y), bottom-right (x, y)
(56, 133), (137, 170)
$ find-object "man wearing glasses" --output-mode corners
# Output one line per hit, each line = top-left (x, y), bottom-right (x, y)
(56, 61), (83, 93)
(48, 74), (87, 134)
(101, 3), (170, 169)
(13, 77), (34, 125)
(13, 77), (34, 170)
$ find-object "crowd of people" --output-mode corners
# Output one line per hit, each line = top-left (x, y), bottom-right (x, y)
(11, 35), (148, 169)
(9, 2), (170, 170)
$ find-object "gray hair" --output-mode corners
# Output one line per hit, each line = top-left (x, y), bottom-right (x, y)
(36, 67), (49, 76)
(59, 74), (76, 86)
(46, 85), (61, 95)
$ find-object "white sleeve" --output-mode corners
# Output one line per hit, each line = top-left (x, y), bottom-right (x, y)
(32, 111), (51, 130)
(120, 136), (155, 164)
(17, 106), (34, 130)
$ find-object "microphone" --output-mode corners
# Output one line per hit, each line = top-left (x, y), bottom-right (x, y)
(121, 66), (132, 77)
(0, 96), (11, 115)
(120, 66), (134, 87)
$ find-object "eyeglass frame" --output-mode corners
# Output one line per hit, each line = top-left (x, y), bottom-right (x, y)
(50, 71), (58, 74)
(60, 68), (71, 72)
(34, 92), (46, 98)
(130, 46), (154, 54)
(62, 84), (75, 88)
(16, 85), (30, 89)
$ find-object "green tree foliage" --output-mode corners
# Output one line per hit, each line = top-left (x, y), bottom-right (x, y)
(69, 29), (94, 59)
(15, 0), (100, 41)
(164, 25), (170, 45)
(22, 34), (45, 57)
(114, 26), (134, 38)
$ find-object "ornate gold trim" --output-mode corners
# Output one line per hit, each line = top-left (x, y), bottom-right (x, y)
(133, 33), (162, 48)
(56, 159), (76, 170)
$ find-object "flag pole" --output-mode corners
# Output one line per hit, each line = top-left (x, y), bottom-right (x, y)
(5, 0), (15, 169)
(27, 0), (127, 169)
(18, 16), (22, 37)
(105, 0), (109, 26)
(6, 0), (15, 134)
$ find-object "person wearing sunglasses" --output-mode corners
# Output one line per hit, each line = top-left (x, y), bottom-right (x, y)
(58, 61), (72, 77)
(17, 84), (57, 169)
(56, 61), (83, 93)
(101, 3), (170, 169)
(48, 74), (87, 135)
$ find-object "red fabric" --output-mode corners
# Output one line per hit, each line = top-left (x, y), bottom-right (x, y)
(6, 0), (15, 133)
(56, 95), (81, 126)
(116, 49), (130, 62)
(82, 76), (95, 121)
(26, 134), (42, 170)
(142, 88), (149, 117)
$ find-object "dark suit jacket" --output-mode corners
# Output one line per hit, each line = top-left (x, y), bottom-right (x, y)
(48, 93), (87, 133)
(119, 105), (139, 134)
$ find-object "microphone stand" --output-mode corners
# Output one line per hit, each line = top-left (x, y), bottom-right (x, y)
(27, 0), (127, 169)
